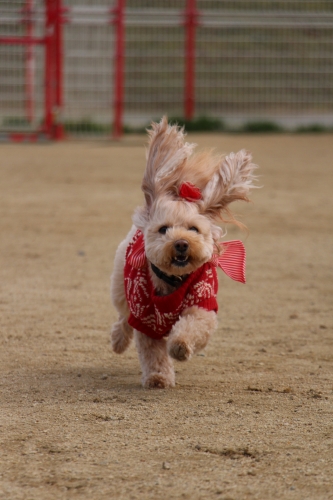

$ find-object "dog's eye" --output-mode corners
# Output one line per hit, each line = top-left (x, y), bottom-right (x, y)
(189, 226), (199, 233)
(158, 226), (169, 235)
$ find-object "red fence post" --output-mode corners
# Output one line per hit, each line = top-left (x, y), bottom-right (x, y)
(112, 0), (125, 139)
(54, 0), (64, 139)
(24, 0), (35, 124)
(184, 0), (199, 121)
(44, 0), (55, 138)
(0, 1), (57, 140)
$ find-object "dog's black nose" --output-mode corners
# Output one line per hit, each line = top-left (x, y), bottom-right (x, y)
(174, 239), (189, 253)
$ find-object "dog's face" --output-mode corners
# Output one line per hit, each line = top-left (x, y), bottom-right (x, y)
(143, 198), (222, 276)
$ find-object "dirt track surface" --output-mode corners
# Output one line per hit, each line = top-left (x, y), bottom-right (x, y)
(0, 134), (332, 500)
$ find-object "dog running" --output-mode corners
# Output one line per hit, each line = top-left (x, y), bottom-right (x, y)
(110, 117), (257, 388)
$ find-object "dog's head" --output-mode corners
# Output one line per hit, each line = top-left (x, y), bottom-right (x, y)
(133, 117), (257, 276)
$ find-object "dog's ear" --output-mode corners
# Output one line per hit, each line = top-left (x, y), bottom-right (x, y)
(201, 149), (257, 218)
(142, 116), (195, 207)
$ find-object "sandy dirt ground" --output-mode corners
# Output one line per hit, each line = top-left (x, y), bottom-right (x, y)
(0, 134), (332, 500)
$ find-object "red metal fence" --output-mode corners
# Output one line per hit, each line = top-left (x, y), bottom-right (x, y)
(1, 0), (333, 140)
(0, 0), (201, 139)
(0, 0), (64, 140)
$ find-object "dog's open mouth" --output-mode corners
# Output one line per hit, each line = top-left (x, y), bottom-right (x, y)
(172, 255), (189, 267)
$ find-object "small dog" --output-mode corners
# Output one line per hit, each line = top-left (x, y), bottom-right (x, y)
(110, 117), (257, 388)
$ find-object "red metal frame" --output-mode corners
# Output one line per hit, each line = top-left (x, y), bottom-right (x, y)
(0, 0), (64, 140)
(53, 0), (65, 139)
(44, 0), (65, 139)
(0, 1), (200, 141)
(44, 0), (55, 137)
(0, 36), (45, 45)
(24, 0), (35, 124)
(112, 0), (125, 139)
(184, 0), (199, 121)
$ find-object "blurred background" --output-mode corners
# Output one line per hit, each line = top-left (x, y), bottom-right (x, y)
(0, 0), (333, 139)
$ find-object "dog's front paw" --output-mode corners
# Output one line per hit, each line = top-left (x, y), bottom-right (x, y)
(110, 319), (133, 354)
(143, 372), (175, 389)
(168, 340), (192, 362)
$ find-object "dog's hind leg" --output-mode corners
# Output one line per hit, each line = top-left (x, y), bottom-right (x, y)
(110, 228), (136, 354)
(134, 331), (175, 389)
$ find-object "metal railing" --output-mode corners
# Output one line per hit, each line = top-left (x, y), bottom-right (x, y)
(0, 0), (332, 139)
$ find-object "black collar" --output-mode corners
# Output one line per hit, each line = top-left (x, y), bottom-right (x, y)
(150, 263), (187, 288)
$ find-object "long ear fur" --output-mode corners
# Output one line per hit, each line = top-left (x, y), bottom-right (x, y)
(142, 116), (196, 207)
(201, 149), (257, 219)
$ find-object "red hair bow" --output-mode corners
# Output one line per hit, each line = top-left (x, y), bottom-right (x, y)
(179, 182), (202, 202)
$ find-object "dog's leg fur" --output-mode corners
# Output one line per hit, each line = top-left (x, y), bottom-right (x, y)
(111, 317), (133, 354)
(167, 306), (217, 361)
(135, 331), (175, 388)
(110, 228), (136, 353)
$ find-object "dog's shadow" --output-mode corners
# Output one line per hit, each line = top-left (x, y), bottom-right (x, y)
(1, 360), (183, 409)
(2, 363), (152, 409)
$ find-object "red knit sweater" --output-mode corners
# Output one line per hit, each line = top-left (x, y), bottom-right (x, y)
(124, 230), (218, 339)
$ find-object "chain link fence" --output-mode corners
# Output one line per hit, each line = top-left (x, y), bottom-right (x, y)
(0, 0), (45, 134)
(0, 0), (332, 137)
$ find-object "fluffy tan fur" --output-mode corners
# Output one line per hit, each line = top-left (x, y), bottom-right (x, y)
(111, 117), (257, 388)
